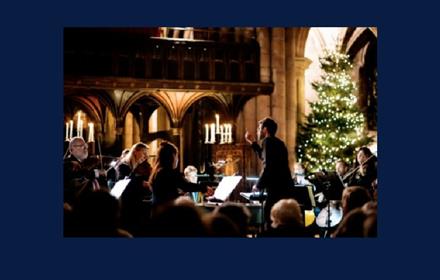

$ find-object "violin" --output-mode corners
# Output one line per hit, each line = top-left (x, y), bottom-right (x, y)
(341, 154), (376, 183)
(132, 160), (152, 178)
(82, 155), (117, 172)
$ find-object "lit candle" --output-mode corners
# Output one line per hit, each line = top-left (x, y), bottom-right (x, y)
(227, 124), (232, 143)
(204, 124), (209, 143)
(88, 123), (94, 142)
(80, 120), (84, 138)
(91, 123), (94, 142)
(220, 124), (224, 144)
(65, 122), (69, 140)
(210, 123), (216, 143)
(215, 114), (220, 134)
(69, 120), (73, 139)
(77, 111), (81, 137)
(223, 124), (227, 143)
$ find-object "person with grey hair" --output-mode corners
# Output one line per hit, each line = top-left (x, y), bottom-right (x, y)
(184, 165), (202, 202)
(64, 137), (100, 205)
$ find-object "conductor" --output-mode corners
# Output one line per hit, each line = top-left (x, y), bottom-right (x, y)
(245, 117), (294, 228)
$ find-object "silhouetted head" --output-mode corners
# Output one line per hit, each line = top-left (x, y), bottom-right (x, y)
(155, 141), (179, 170)
(258, 117), (277, 139)
(214, 202), (251, 236)
(342, 186), (372, 214)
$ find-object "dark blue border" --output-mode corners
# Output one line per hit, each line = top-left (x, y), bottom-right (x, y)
(3, 0), (433, 279)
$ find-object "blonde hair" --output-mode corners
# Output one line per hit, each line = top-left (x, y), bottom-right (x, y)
(270, 199), (303, 228)
(121, 142), (149, 167)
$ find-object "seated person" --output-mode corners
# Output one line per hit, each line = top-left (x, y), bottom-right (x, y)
(335, 159), (349, 186)
(107, 148), (130, 189)
(64, 137), (104, 205)
(149, 141), (213, 208)
(116, 142), (150, 181)
(261, 198), (307, 237)
(293, 162), (311, 185)
(184, 165), (203, 203)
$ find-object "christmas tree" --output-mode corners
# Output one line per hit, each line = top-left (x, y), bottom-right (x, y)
(296, 49), (372, 172)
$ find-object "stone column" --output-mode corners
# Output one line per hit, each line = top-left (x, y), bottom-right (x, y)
(133, 116), (140, 144)
(114, 118), (124, 155)
(256, 27), (271, 123)
(123, 112), (133, 149)
(170, 127), (184, 172)
(285, 28), (297, 171)
(236, 96), (259, 177)
(294, 57), (312, 125)
(271, 28), (286, 141)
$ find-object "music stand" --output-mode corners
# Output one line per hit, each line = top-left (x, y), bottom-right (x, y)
(308, 171), (345, 237)
(110, 178), (131, 199)
(288, 185), (316, 211)
(309, 171), (345, 201)
(206, 176), (242, 203)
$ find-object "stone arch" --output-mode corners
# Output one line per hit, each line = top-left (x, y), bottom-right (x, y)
(341, 28), (377, 131)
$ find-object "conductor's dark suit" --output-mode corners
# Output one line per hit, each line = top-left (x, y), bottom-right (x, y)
(251, 136), (294, 225)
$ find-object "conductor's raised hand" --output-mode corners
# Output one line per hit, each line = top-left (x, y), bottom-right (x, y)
(245, 129), (255, 144)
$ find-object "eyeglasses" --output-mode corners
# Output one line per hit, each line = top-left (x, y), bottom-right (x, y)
(72, 144), (87, 148)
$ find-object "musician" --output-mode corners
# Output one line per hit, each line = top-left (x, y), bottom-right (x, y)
(115, 142), (150, 181)
(107, 148), (130, 189)
(149, 141), (213, 209)
(348, 147), (377, 192)
(64, 137), (103, 205)
(245, 117), (294, 228)
(113, 145), (152, 236)
(293, 162), (310, 185)
(335, 160), (349, 186)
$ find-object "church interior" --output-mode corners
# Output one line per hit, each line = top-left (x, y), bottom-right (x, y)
(63, 27), (377, 238)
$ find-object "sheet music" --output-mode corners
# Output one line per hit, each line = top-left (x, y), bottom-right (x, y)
(212, 176), (242, 201)
(110, 178), (131, 199)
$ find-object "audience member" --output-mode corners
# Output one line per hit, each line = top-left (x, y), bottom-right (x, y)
(261, 198), (307, 237)
(214, 202), (251, 237)
(341, 186), (372, 215)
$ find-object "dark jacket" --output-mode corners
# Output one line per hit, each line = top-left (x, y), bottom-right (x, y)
(347, 156), (377, 190)
(251, 136), (294, 200)
(150, 168), (207, 205)
(64, 156), (96, 205)
(251, 136), (295, 226)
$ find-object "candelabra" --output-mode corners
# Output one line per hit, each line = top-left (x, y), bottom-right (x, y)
(204, 114), (233, 144)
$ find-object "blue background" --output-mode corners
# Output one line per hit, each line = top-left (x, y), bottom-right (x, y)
(2, 0), (436, 279)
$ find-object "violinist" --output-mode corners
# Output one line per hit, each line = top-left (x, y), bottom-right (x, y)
(107, 148), (130, 189)
(344, 147), (377, 192)
(64, 137), (103, 205)
(117, 144), (152, 235)
(115, 142), (150, 181)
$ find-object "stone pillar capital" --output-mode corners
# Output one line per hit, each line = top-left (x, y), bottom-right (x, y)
(170, 127), (182, 136)
(294, 56), (312, 73)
